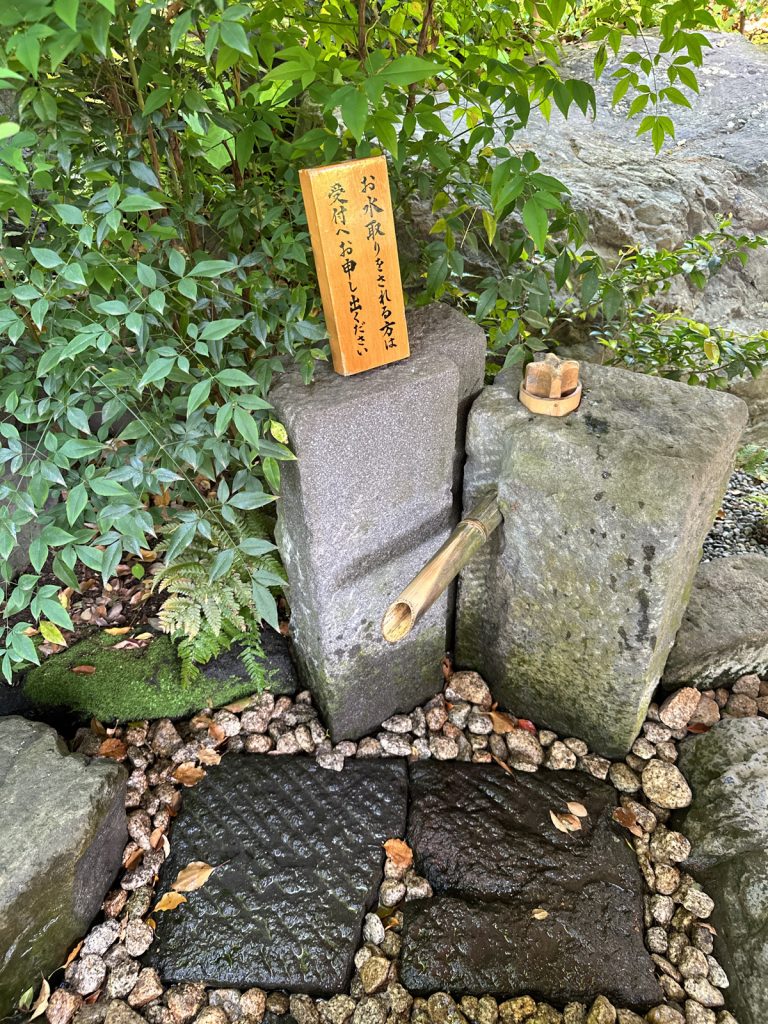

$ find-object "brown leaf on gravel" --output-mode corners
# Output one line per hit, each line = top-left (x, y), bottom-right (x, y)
(173, 763), (206, 787)
(84, 991), (102, 1006)
(490, 710), (518, 734)
(531, 908), (549, 920)
(73, 665), (96, 674)
(149, 827), (165, 850)
(223, 695), (255, 713)
(189, 714), (213, 731)
(383, 838), (413, 871)
(441, 655), (453, 680)
(154, 891), (188, 913)
(491, 754), (513, 775)
(198, 747), (222, 766)
(567, 801), (588, 818)
(171, 861), (214, 892)
(612, 806), (644, 838)
(208, 723), (227, 744)
(123, 846), (144, 871)
(517, 719), (538, 734)
(29, 979), (50, 1020)
(687, 722), (711, 734)
(560, 813), (582, 832)
(64, 941), (83, 968)
(98, 738), (128, 761)
(90, 717), (106, 735)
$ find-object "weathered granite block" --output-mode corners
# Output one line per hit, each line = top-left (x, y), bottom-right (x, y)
(663, 554), (768, 689)
(400, 762), (659, 1007)
(678, 718), (768, 1024)
(270, 305), (486, 740)
(149, 756), (408, 993)
(0, 717), (126, 1017)
(456, 363), (747, 757)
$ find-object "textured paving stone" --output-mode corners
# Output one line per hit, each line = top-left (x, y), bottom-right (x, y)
(149, 756), (408, 993)
(400, 762), (661, 1008)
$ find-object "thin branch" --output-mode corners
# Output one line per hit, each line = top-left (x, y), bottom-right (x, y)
(407, 0), (435, 113)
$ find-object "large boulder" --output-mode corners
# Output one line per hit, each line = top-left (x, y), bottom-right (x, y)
(456, 362), (747, 757)
(0, 717), (127, 1016)
(449, 33), (768, 439)
(678, 718), (768, 1024)
(663, 554), (768, 689)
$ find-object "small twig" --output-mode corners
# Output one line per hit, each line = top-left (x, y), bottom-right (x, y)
(407, 0), (435, 113)
(357, 0), (368, 62)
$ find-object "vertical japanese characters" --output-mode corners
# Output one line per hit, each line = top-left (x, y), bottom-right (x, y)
(299, 155), (410, 376)
(360, 171), (397, 352)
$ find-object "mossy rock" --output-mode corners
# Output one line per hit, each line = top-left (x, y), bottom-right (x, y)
(12, 629), (297, 724)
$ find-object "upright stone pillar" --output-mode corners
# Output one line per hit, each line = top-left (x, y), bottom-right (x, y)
(456, 363), (748, 758)
(270, 305), (486, 740)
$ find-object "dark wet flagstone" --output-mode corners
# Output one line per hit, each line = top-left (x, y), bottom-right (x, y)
(148, 756), (407, 993)
(400, 762), (661, 1009)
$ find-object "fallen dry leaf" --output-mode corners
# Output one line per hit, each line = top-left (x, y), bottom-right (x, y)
(29, 979), (50, 1021)
(189, 714), (213, 731)
(489, 711), (517, 733)
(149, 826), (165, 850)
(83, 991), (102, 1006)
(560, 813), (582, 832)
(491, 754), (513, 775)
(687, 722), (711, 734)
(223, 695), (255, 713)
(123, 846), (144, 871)
(549, 810), (570, 834)
(531, 908), (549, 920)
(383, 838), (413, 871)
(441, 655), (453, 680)
(612, 806), (644, 838)
(173, 763), (206, 787)
(154, 891), (187, 912)
(104, 626), (131, 636)
(567, 801), (588, 818)
(198, 747), (222, 766)
(64, 941), (83, 968)
(171, 860), (214, 893)
(208, 723), (227, 745)
(134, 632), (154, 641)
(98, 738), (128, 761)
(72, 665), (96, 674)
(517, 719), (538, 735)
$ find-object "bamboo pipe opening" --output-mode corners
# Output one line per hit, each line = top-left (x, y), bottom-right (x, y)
(381, 491), (502, 644)
(381, 601), (416, 643)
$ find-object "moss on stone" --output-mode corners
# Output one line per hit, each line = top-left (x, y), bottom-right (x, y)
(22, 632), (261, 723)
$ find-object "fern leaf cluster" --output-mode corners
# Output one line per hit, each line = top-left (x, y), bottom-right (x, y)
(153, 506), (285, 688)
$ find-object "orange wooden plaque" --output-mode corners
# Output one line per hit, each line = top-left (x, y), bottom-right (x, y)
(300, 156), (410, 376)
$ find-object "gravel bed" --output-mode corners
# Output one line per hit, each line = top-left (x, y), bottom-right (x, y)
(702, 470), (768, 561)
(40, 670), (768, 1024)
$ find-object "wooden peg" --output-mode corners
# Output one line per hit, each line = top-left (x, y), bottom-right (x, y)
(519, 353), (582, 417)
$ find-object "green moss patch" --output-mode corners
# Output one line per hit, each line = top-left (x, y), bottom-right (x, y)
(22, 632), (262, 723)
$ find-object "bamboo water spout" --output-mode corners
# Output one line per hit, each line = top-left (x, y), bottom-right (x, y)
(381, 491), (502, 643)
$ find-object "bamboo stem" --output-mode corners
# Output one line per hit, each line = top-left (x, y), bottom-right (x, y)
(381, 490), (502, 643)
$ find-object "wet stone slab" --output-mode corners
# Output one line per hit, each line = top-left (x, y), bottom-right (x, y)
(148, 756), (408, 994)
(400, 762), (661, 1008)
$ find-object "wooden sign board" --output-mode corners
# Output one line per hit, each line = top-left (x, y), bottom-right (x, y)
(300, 156), (410, 376)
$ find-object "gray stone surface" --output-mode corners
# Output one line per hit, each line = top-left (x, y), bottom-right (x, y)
(270, 304), (486, 740)
(678, 718), (768, 1024)
(400, 762), (660, 1007)
(435, 33), (768, 441)
(0, 717), (127, 1017)
(663, 554), (768, 689)
(149, 755), (408, 993)
(456, 362), (747, 757)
